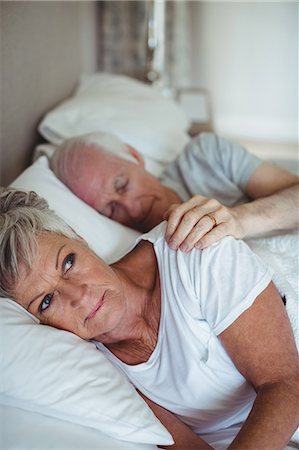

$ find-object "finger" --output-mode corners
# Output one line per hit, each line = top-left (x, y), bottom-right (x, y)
(165, 196), (211, 238)
(169, 206), (224, 251)
(167, 208), (206, 249)
(166, 200), (220, 241)
(166, 197), (229, 251)
(163, 203), (181, 220)
(195, 223), (229, 249)
(192, 206), (238, 250)
(178, 214), (221, 252)
(165, 205), (200, 242)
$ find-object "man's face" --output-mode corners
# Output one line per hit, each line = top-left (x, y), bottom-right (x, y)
(67, 147), (179, 232)
(14, 233), (127, 343)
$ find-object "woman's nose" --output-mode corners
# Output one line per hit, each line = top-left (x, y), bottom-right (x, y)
(59, 280), (88, 308)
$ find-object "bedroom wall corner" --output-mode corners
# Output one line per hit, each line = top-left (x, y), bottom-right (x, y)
(189, 2), (298, 148)
(0, 1), (100, 187)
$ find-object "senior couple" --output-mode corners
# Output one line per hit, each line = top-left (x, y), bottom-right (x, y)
(1, 132), (299, 449)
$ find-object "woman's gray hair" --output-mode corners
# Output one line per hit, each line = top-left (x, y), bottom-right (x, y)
(0, 187), (78, 299)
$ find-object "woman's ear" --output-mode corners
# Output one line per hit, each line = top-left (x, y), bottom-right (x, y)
(127, 146), (145, 168)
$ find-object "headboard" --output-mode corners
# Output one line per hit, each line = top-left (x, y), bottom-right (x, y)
(0, 1), (99, 186)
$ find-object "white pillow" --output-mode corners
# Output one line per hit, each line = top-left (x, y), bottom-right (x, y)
(0, 300), (172, 445)
(11, 156), (138, 264)
(1, 157), (173, 446)
(2, 404), (158, 450)
(38, 72), (190, 164)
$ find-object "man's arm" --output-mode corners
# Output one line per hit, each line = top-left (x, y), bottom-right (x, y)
(220, 282), (299, 449)
(231, 162), (299, 237)
(164, 162), (299, 251)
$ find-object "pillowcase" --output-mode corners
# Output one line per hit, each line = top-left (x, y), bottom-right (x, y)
(38, 72), (190, 165)
(11, 156), (139, 264)
(0, 299), (172, 445)
(1, 157), (173, 446)
(1, 403), (159, 450)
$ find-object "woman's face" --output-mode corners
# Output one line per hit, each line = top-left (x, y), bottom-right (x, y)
(13, 233), (127, 342)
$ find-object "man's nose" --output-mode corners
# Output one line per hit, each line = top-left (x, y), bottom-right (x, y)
(121, 195), (141, 218)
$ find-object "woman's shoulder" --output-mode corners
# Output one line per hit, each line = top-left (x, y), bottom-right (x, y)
(136, 222), (167, 247)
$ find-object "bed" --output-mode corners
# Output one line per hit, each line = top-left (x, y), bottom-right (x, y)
(1, 70), (298, 450)
(1, 4), (298, 449)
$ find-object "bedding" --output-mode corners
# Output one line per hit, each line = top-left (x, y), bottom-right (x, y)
(38, 72), (191, 175)
(246, 232), (299, 345)
(2, 155), (298, 449)
(11, 156), (139, 264)
(0, 299), (171, 447)
(0, 156), (298, 444)
(1, 404), (157, 450)
(1, 71), (298, 447)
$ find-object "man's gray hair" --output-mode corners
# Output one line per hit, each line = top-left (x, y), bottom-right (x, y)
(50, 132), (137, 186)
(0, 188), (78, 299)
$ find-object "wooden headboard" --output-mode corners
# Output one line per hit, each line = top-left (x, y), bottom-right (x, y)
(0, 1), (99, 186)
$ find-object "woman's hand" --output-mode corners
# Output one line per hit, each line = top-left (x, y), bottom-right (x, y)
(164, 195), (245, 252)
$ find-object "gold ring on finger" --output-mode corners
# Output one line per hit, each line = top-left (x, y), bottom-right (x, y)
(205, 213), (217, 229)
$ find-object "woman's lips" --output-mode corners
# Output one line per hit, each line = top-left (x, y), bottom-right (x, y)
(85, 295), (105, 322)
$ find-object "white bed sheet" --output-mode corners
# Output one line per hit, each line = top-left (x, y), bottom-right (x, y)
(245, 230), (299, 348)
(1, 404), (158, 450)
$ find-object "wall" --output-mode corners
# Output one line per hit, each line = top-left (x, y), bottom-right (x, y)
(0, 1), (99, 186)
(190, 2), (298, 145)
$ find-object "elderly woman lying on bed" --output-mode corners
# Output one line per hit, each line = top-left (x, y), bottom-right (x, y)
(1, 188), (298, 450)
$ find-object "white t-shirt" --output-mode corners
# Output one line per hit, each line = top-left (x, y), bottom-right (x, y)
(95, 223), (273, 449)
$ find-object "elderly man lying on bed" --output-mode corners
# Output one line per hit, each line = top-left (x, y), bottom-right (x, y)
(50, 132), (299, 251)
(1, 187), (298, 450)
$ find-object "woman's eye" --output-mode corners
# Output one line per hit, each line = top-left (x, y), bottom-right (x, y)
(63, 253), (75, 273)
(39, 294), (53, 313)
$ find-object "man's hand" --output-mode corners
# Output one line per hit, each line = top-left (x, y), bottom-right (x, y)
(164, 195), (245, 252)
